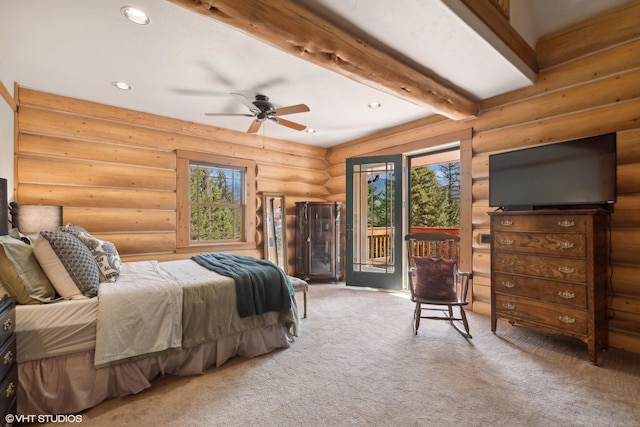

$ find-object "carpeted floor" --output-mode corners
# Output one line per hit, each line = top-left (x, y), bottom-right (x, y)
(41, 284), (639, 426)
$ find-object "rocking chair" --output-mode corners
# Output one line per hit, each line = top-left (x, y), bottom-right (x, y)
(405, 232), (472, 338)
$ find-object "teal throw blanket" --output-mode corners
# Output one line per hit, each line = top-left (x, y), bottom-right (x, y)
(192, 253), (293, 318)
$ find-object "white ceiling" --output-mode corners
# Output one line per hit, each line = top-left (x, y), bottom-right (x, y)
(0, 0), (630, 148)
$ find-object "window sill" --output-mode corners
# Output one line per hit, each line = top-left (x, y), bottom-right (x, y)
(176, 242), (257, 254)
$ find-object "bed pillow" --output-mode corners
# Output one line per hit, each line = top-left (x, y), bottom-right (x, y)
(59, 223), (89, 236)
(34, 231), (100, 299)
(0, 235), (57, 304)
(74, 232), (122, 282)
(8, 227), (43, 247)
(413, 256), (457, 301)
(60, 224), (122, 282)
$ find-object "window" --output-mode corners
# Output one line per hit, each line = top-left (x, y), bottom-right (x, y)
(176, 150), (256, 252)
(190, 162), (244, 242)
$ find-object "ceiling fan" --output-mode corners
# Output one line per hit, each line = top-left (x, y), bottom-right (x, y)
(205, 93), (310, 133)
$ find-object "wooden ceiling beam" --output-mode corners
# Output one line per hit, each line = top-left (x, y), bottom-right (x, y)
(169, 0), (479, 120)
(459, 0), (538, 74)
(0, 80), (16, 112)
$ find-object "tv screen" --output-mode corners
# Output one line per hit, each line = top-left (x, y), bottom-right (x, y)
(489, 133), (617, 210)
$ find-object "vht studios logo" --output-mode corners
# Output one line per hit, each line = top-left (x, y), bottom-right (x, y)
(6, 414), (83, 423)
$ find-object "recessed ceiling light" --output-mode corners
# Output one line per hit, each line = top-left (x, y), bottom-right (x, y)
(112, 81), (132, 90)
(368, 102), (382, 109)
(305, 128), (317, 134)
(121, 6), (150, 25)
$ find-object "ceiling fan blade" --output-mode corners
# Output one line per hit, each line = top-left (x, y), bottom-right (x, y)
(272, 104), (310, 116)
(273, 117), (307, 131)
(247, 120), (263, 133)
(204, 113), (255, 117)
(172, 88), (229, 97)
(231, 92), (260, 113)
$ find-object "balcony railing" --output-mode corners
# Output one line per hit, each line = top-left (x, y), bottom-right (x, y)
(367, 227), (460, 261)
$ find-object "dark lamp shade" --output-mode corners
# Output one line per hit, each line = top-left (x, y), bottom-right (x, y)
(9, 203), (63, 234)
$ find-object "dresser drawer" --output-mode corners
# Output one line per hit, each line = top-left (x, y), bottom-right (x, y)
(492, 215), (587, 232)
(0, 302), (14, 350)
(0, 335), (15, 384)
(493, 232), (586, 257)
(495, 294), (587, 334)
(0, 365), (16, 418)
(494, 273), (587, 309)
(494, 252), (586, 283)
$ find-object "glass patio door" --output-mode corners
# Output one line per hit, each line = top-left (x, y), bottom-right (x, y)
(345, 155), (404, 289)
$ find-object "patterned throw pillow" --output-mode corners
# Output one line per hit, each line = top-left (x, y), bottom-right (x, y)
(74, 232), (122, 282)
(60, 224), (122, 283)
(60, 223), (89, 236)
(413, 256), (457, 301)
(34, 231), (100, 299)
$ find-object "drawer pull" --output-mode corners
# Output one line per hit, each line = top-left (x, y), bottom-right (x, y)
(501, 281), (515, 288)
(557, 241), (575, 250)
(500, 239), (515, 245)
(559, 315), (576, 324)
(3, 350), (12, 365)
(558, 290), (576, 299)
(558, 220), (575, 228)
(5, 381), (14, 399)
(500, 220), (513, 226)
(2, 319), (12, 332)
(501, 260), (515, 267)
(558, 266), (575, 274)
(503, 303), (516, 310)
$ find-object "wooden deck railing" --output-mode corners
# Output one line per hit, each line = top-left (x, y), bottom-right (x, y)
(367, 227), (460, 260)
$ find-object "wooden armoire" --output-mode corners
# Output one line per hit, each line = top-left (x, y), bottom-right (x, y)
(295, 202), (342, 282)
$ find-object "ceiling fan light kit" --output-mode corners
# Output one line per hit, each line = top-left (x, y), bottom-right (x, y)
(206, 93), (310, 134)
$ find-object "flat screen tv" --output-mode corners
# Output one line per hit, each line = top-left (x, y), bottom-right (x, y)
(489, 133), (617, 210)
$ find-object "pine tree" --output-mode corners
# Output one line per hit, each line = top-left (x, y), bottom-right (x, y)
(410, 162), (460, 228)
(190, 167), (242, 241)
(437, 162), (461, 228)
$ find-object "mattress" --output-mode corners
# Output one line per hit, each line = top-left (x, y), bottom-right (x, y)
(16, 259), (298, 364)
(15, 257), (299, 415)
(160, 259), (283, 348)
(94, 260), (183, 367)
(16, 298), (98, 363)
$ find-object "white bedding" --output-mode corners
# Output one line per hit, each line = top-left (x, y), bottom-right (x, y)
(15, 257), (300, 415)
(94, 261), (183, 367)
(16, 259), (298, 367)
(160, 259), (289, 347)
(16, 298), (98, 363)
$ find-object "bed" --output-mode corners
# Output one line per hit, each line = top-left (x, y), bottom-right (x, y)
(0, 228), (300, 416)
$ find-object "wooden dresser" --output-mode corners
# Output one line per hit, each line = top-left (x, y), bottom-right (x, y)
(489, 209), (609, 364)
(0, 296), (16, 426)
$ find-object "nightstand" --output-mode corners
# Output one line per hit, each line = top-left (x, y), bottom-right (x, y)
(0, 296), (16, 426)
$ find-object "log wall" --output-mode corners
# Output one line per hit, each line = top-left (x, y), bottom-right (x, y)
(13, 3), (640, 354)
(14, 88), (329, 272)
(326, 3), (640, 354)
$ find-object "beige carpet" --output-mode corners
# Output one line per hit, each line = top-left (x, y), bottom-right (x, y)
(42, 284), (639, 427)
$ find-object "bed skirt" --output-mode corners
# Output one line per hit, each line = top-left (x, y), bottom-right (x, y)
(17, 322), (290, 416)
